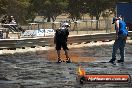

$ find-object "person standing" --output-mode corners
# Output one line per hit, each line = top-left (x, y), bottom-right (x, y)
(54, 23), (71, 63)
(9, 16), (16, 24)
(8, 16), (17, 32)
(109, 17), (128, 64)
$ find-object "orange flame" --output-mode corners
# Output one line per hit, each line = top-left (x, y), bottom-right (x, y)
(78, 66), (86, 76)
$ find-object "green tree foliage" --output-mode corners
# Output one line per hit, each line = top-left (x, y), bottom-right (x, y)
(87, 0), (115, 29)
(0, 0), (132, 24)
(0, 0), (8, 14)
(30, 0), (68, 22)
(67, 0), (82, 21)
(0, 0), (30, 24)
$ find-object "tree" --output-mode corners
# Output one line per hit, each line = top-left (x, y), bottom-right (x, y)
(66, 0), (89, 21)
(0, 0), (8, 15)
(0, 0), (30, 24)
(30, 0), (68, 22)
(87, 0), (115, 30)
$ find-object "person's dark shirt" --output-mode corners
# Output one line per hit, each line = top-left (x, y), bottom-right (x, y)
(55, 27), (69, 43)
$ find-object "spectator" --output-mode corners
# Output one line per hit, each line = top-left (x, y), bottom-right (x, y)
(9, 16), (16, 24)
(1, 15), (9, 24)
(8, 16), (18, 31)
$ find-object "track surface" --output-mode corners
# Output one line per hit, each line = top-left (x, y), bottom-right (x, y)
(0, 42), (132, 88)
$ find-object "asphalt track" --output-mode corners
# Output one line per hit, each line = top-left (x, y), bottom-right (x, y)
(0, 41), (132, 88)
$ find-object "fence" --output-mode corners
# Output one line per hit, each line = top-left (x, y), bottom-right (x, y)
(0, 31), (131, 49)
(23, 19), (114, 33)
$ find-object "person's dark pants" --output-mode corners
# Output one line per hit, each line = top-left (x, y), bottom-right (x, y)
(56, 42), (69, 50)
(56, 41), (70, 60)
(111, 37), (126, 61)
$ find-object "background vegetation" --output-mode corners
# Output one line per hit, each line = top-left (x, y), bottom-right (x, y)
(0, 0), (132, 25)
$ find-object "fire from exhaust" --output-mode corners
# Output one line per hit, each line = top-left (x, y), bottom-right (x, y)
(78, 66), (86, 76)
